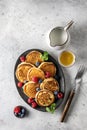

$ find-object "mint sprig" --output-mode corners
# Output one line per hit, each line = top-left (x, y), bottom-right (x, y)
(40, 51), (48, 61)
(46, 103), (56, 114)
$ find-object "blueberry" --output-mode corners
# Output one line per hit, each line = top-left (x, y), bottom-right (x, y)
(18, 112), (21, 116)
(21, 108), (25, 114)
(38, 79), (43, 83)
(54, 91), (58, 95)
(54, 75), (58, 80)
(55, 96), (58, 100)
(20, 113), (25, 118)
(35, 62), (40, 67)
(36, 87), (40, 91)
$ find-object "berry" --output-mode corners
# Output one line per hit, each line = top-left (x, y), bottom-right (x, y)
(14, 106), (26, 118)
(45, 72), (51, 78)
(36, 87), (40, 91)
(27, 98), (34, 104)
(14, 106), (21, 114)
(32, 102), (37, 108)
(35, 62), (40, 67)
(32, 77), (39, 83)
(17, 82), (23, 88)
(21, 108), (25, 114)
(18, 112), (21, 116)
(38, 79), (43, 83)
(20, 56), (25, 62)
(54, 75), (58, 80)
(20, 113), (25, 118)
(57, 92), (64, 99)
(54, 91), (58, 95)
(14, 112), (18, 116)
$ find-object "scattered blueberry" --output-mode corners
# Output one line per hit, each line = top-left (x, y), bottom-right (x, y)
(20, 113), (25, 118)
(35, 62), (40, 67)
(54, 75), (58, 80)
(55, 95), (58, 100)
(54, 91), (58, 95)
(38, 79), (43, 83)
(21, 108), (25, 114)
(18, 112), (21, 116)
(14, 106), (26, 118)
(36, 87), (40, 91)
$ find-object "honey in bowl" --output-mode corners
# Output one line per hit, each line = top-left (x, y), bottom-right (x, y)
(58, 51), (75, 67)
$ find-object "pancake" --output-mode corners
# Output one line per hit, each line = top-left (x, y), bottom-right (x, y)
(40, 78), (59, 92)
(16, 62), (34, 83)
(27, 67), (45, 81)
(38, 62), (56, 77)
(17, 62), (35, 68)
(35, 89), (55, 106)
(26, 51), (43, 65)
(23, 81), (40, 98)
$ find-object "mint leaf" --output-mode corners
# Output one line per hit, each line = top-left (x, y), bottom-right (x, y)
(46, 107), (51, 112)
(50, 109), (55, 114)
(40, 51), (49, 61)
(51, 103), (56, 107)
(44, 51), (48, 56)
(44, 56), (48, 61)
(49, 103), (56, 113)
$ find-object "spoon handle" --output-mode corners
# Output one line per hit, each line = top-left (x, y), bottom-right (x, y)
(64, 20), (74, 30)
(60, 89), (75, 122)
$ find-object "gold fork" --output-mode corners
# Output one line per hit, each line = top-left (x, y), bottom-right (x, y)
(60, 66), (85, 122)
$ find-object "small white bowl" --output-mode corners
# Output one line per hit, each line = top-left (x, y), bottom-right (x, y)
(58, 50), (76, 67)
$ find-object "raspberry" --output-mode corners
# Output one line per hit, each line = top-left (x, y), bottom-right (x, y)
(32, 77), (39, 83)
(32, 102), (37, 108)
(27, 98), (34, 104)
(14, 106), (21, 114)
(17, 82), (23, 88)
(20, 56), (25, 62)
(57, 92), (64, 99)
(45, 72), (51, 78)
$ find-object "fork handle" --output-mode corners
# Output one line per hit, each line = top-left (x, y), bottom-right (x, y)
(60, 89), (75, 122)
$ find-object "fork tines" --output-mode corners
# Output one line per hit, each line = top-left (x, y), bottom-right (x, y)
(75, 65), (85, 79)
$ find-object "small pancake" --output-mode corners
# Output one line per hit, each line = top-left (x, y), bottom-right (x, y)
(27, 67), (45, 81)
(26, 51), (43, 65)
(40, 78), (59, 92)
(16, 63), (34, 83)
(38, 62), (56, 77)
(35, 89), (55, 106)
(23, 81), (40, 98)
(17, 62), (33, 68)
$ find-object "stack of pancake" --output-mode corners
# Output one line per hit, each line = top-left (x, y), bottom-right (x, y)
(16, 50), (59, 107)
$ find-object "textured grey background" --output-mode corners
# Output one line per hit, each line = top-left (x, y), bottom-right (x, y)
(0, 0), (87, 130)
